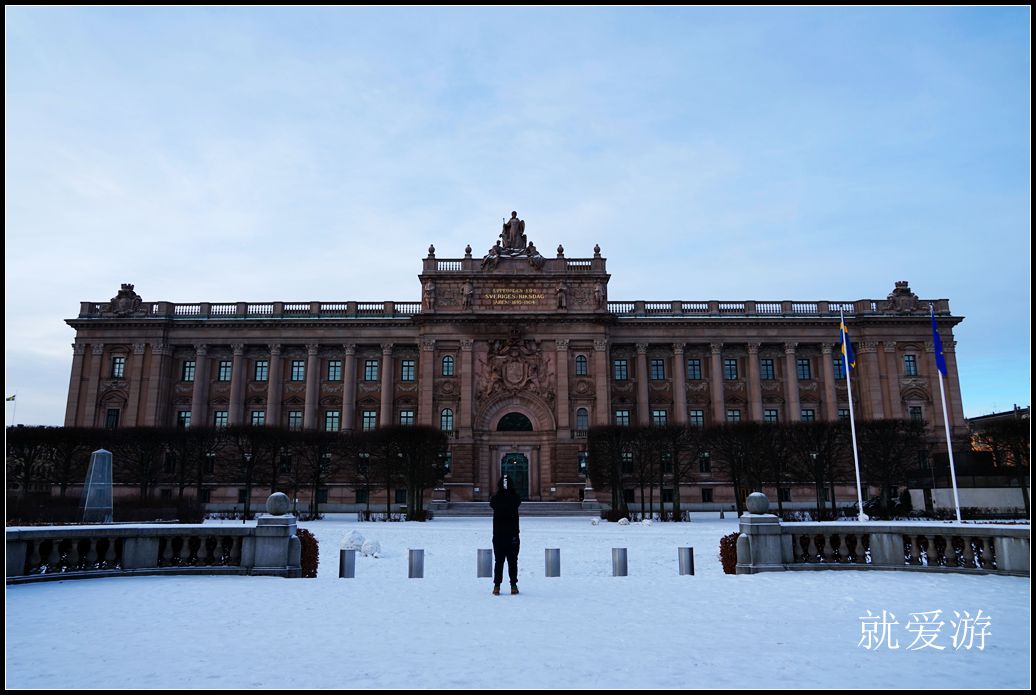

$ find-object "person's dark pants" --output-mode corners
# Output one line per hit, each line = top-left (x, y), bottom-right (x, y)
(493, 535), (520, 585)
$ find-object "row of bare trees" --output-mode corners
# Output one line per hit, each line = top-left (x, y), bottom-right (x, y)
(587, 419), (934, 519)
(5, 425), (449, 519)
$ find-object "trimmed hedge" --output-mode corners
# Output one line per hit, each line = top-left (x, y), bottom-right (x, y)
(719, 531), (740, 575)
(297, 527), (319, 578)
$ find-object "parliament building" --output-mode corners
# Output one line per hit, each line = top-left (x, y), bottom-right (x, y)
(63, 213), (967, 508)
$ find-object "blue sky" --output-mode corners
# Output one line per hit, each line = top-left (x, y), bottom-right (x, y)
(5, 7), (1030, 426)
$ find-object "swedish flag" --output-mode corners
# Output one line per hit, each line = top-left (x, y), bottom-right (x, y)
(5, 395), (14, 402)
(839, 313), (856, 372)
(930, 305), (948, 377)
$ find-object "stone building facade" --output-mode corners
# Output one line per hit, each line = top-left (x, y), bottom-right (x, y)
(64, 215), (967, 507)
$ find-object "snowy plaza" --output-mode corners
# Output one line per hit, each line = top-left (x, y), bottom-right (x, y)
(6, 515), (1030, 689)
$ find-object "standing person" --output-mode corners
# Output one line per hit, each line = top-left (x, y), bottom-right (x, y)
(490, 474), (521, 595)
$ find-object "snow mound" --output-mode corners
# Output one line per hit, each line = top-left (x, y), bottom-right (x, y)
(617, 518), (630, 526)
(642, 519), (653, 526)
(361, 540), (382, 557)
(341, 531), (365, 550)
(590, 518), (600, 526)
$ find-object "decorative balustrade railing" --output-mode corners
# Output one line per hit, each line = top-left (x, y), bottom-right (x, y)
(7, 519), (301, 584)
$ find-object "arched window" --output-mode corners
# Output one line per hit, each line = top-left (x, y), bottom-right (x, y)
(575, 354), (588, 376)
(441, 355), (455, 376)
(576, 408), (589, 430)
(497, 412), (533, 431)
(440, 408), (454, 432)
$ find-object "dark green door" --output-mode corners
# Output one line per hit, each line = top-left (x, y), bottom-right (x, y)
(500, 453), (530, 501)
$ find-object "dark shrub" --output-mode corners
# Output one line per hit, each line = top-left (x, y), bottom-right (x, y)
(719, 531), (741, 575)
(602, 509), (629, 522)
(297, 527), (319, 578)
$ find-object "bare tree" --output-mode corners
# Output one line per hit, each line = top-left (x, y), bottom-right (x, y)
(857, 419), (926, 516)
(587, 425), (635, 516)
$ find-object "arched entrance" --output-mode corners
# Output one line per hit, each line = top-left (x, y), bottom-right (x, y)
(476, 394), (556, 501)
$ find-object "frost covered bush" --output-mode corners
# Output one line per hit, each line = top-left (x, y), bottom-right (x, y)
(590, 518), (600, 526)
(341, 531), (365, 550)
(617, 518), (630, 526)
(641, 519), (653, 526)
(361, 540), (382, 557)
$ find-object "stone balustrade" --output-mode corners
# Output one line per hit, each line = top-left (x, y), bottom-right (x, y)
(735, 493), (1029, 577)
(6, 494), (303, 584)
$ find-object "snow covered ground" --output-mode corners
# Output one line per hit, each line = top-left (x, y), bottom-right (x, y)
(6, 514), (1030, 688)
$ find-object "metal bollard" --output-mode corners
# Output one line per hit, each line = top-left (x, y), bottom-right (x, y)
(720, 510), (725, 519)
(612, 547), (628, 576)
(339, 548), (356, 578)
(477, 549), (493, 578)
(408, 549), (424, 578)
(679, 547), (695, 576)
(545, 548), (561, 577)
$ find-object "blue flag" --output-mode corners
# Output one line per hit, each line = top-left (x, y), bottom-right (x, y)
(931, 305), (948, 377)
(839, 313), (856, 372)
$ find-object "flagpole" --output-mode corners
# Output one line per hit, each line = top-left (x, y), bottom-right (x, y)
(931, 304), (962, 522)
(841, 311), (866, 522)
(9, 393), (16, 427)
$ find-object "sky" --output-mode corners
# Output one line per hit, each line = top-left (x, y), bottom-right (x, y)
(4, 7), (1031, 426)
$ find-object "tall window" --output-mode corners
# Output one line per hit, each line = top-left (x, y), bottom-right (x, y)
(614, 409), (631, 427)
(701, 488), (714, 503)
(364, 359), (379, 381)
(778, 488), (792, 503)
(254, 360), (269, 382)
(399, 410), (415, 426)
(726, 409), (741, 423)
(105, 408), (120, 429)
(689, 410), (705, 427)
(763, 409), (779, 423)
(250, 411), (266, 426)
(833, 356), (846, 379)
(325, 410), (341, 431)
(723, 359), (738, 380)
(909, 406), (923, 422)
(651, 409), (668, 427)
(181, 360), (196, 382)
(800, 409), (816, 422)
(575, 408), (589, 431)
(401, 359), (416, 382)
(838, 408), (850, 420)
(291, 360), (305, 381)
(177, 411), (192, 429)
(699, 452), (712, 473)
(687, 359), (702, 380)
(362, 411), (378, 431)
(649, 358), (665, 380)
(441, 355), (454, 376)
(213, 411), (229, 428)
(575, 355), (588, 376)
(613, 359), (628, 381)
(904, 355), (918, 377)
(796, 358), (812, 380)
(111, 356), (125, 379)
(218, 360), (232, 382)
(327, 360), (342, 381)
(760, 358), (775, 380)
(621, 452), (633, 474)
(288, 411), (303, 431)
(440, 408), (454, 432)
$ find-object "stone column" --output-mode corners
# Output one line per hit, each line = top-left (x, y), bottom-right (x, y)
(419, 339), (435, 426)
(555, 339), (571, 434)
(304, 344), (321, 430)
(924, 340), (943, 430)
(593, 339), (610, 425)
(672, 344), (688, 424)
(229, 344), (247, 426)
(341, 344), (357, 431)
(82, 344), (105, 427)
(709, 343), (725, 424)
(188, 345), (212, 427)
(265, 344), (283, 428)
(64, 343), (88, 426)
(943, 340), (966, 431)
(459, 339), (474, 435)
(191, 344), (210, 428)
(144, 343), (171, 427)
(860, 342), (885, 419)
(380, 344), (394, 428)
(635, 343), (650, 425)
(821, 344), (838, 421)
(124, 343), (148, 426)
(884, 342), (903, 419)
(746, 342), (762, 422)
(783, 343), (801, 423)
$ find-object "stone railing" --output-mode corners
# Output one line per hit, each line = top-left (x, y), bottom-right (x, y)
(606, 299), (951, 318)
(735, 493), (1029, 577)
(6, 495), (302, 584)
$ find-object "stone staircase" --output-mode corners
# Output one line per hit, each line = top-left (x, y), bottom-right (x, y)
(434, 501), (602, 517)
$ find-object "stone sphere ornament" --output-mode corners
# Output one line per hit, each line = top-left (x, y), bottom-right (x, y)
(266, 492), (291, 516)
(746, 492), (770, 515)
